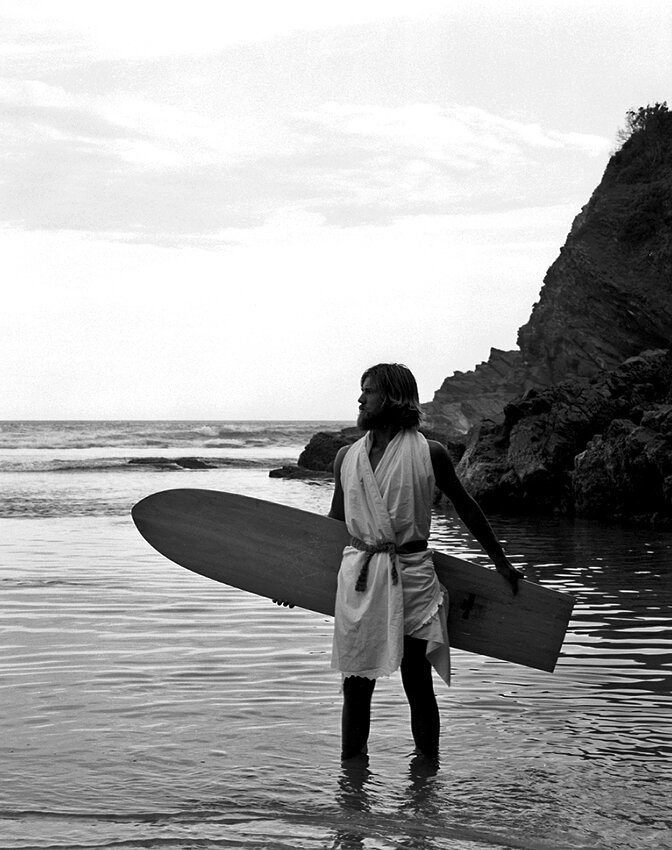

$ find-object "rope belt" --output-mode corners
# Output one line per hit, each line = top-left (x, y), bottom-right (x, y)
(349, 536), (428, 592)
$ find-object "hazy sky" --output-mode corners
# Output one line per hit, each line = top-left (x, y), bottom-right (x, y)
(2, 1), (670, 420)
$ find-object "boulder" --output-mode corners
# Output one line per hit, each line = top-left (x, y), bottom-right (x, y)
(268, 465), (332, 480)
(269, 427), (362, 478)
(456, 349), (672, 523)
(128, 456), (214, 469)
(573, 406), (672, 525)
(297, 428), (362, 472)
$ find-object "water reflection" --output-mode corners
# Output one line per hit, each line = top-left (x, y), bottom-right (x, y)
(333, 757), (372, 850)
(402, 753), (442, 819)
(333, 755), (444, 850)
(432, 510), (672, 707)
(430, 506), (672, 770)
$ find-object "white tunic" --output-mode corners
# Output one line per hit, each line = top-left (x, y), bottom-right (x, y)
(330, 429), (451, 683)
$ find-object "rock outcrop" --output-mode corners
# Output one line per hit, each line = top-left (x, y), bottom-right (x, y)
(269, 428), (362, 478)
(268, 464), (332, 480)
(297, 428), (362, 471)
(423, 104), (672, 441)
(423, 349), (527, 440)
(128, 456), (215, 469)
(456, 349), (672, 524)
(573, 404), (672, 524)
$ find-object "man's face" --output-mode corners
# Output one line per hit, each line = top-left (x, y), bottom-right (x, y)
(357, 376), (387, 430)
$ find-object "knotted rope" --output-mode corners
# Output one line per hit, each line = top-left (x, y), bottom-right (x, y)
(349, 537), (428, 591)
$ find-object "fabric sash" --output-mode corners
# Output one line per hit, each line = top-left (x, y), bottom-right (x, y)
(348, 536), (428, 590)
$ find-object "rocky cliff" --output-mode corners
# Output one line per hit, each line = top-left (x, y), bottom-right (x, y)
(436, 104), (672, 525)
(423, 104), (672, 440)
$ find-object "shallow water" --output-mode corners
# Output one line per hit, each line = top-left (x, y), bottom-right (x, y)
(1, 423), (671, 849)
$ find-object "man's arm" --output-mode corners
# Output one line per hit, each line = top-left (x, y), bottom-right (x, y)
(428, 440), (523, 593)
(328, 445), (348, 522)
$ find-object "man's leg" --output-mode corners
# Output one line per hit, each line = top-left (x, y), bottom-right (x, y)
(400, 636), (440, 759)
(341, 675), (376, 760)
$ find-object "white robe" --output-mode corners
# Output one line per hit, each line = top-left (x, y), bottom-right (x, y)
(330, 428), (451, 683)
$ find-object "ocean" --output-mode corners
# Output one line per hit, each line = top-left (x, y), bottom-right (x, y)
(1, 420), (671, 850)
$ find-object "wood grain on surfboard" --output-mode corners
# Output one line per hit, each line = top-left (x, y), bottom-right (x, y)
(132, 488), (575, 673)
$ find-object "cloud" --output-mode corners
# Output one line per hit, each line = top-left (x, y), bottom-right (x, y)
(0, 74), (610, 243)
(0, 3), (615, 244)
(0, 0), (449, 60)
(0, 77), (281, 166)
(266, 103), (611, 224)
(305, 102), (611, 160)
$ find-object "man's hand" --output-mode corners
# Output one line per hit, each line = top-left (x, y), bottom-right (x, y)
(272, 599), (295, 608)
(493, 557), (524, 595)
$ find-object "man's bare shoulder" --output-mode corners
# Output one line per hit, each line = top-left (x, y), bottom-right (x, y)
(333, 443), (351, 473)
(426, 439), (458, 485)
(426, 439), (450, 460)
(335, 443), (351, 461)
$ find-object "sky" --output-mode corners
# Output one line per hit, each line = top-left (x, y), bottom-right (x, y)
(2, 0), (670, 420)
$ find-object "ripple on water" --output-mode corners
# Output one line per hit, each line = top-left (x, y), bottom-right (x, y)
(1, 502), (672, 849)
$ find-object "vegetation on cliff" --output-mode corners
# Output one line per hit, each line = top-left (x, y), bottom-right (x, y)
(608, 102), (672, 259)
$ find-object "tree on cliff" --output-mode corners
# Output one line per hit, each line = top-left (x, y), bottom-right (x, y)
(606, 102), (672, 250)
(616, 101), (670, 147)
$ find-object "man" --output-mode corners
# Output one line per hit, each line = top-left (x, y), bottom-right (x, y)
(328, 363), (522, 763)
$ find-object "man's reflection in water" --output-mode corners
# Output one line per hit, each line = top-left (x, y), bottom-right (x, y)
(332, 754), (442, 850)
(405, 752), (441, 816)
(333, 754), (371, 849)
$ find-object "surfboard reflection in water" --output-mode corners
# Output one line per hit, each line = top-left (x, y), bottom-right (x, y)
(1, 421), (670, 850)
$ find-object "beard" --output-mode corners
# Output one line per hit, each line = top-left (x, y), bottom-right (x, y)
(357, 407), (390, 431)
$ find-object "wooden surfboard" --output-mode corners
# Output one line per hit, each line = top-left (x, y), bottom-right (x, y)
(132, 488), (575, 673)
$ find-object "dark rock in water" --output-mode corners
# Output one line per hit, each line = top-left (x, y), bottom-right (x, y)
(297, 428), (362, 472)
(128, 456), (214, 469)
(269, 427), (361, 479)
(453, 419), (514, 508)
(268, 465), (332, 480)
(456, 349), (672, 524)
(175, 457), (214, 469)
(574, 406), (672, 526)
(423, 104), (672, 439)
(128, 457), (165, 467)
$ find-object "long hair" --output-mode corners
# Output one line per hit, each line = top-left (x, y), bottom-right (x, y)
(361, 363), (423, 429)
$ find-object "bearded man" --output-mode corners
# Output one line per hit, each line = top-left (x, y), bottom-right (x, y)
(328, 363), (522, 762)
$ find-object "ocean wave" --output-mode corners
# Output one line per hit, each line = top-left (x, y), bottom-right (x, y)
(0, 420), (350, 451)
(0, 456), (290, 474)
